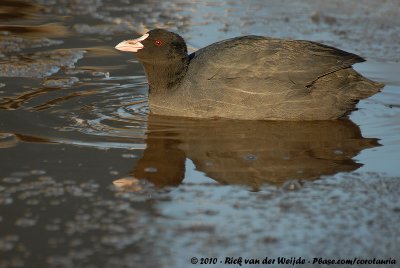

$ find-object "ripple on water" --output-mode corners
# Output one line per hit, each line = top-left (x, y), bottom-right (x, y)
(0, 73), (150, 150)
(50, 74), (149, 148)
(60, 94), (149, 149)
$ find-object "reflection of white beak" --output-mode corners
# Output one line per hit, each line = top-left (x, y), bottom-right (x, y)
(115, 33), (149, 53)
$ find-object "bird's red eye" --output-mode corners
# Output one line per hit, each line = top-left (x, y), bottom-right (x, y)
(154, 40), (163, 46)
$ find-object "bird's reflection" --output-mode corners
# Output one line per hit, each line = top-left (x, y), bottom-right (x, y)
(115, 115), (379, 190)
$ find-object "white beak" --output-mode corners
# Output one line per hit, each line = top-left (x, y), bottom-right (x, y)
(115, 33), (149, 52)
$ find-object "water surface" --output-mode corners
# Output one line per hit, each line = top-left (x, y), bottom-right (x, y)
(1, 0), (399, 267)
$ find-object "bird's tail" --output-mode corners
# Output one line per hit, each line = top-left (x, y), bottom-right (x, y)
(344, 68), (384, 100)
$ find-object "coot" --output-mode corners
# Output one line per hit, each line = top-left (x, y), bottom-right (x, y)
(115, 29), (382, 120)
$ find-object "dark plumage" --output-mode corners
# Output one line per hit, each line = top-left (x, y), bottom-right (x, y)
(115, 29), (383, 120)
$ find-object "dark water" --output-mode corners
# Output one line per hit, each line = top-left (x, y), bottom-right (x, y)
(1, 1), (400, 267)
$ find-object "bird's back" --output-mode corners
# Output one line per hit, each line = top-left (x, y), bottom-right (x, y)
(152, 36), (382, 120)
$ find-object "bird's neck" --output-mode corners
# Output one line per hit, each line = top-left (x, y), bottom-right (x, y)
(142, 57), (189, 95)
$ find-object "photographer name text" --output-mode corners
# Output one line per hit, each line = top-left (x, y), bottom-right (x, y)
(190, 256), (396, 266)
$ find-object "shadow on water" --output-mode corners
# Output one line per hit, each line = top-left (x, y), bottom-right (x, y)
(114, 115), (379, 190)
